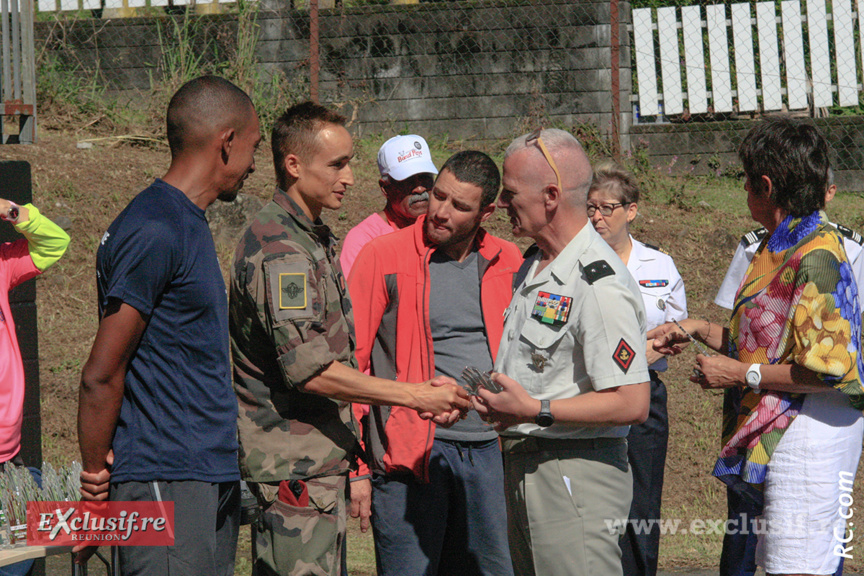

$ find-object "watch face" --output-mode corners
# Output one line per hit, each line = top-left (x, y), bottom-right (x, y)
(536, 413), (554, 427)
(746, 367), (760, 387)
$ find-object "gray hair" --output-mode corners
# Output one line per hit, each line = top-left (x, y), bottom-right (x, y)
(504, 128), (583, 159)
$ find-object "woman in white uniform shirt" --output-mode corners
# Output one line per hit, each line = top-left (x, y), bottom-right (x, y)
(588, 163), (687, 576)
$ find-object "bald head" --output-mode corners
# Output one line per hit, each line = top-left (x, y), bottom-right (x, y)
(504, 128), (592, 205)
(166, 75), (255, 158)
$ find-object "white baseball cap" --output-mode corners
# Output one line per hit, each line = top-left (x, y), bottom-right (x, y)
(377, 135), (439, 182)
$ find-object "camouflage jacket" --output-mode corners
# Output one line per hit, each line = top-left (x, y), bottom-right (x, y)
(229, 189), (361, 483)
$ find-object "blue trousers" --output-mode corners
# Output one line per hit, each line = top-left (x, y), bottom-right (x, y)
(370, 437), (513, 576)
(620, 375), (668, 576)
(719, 488), (761, 576)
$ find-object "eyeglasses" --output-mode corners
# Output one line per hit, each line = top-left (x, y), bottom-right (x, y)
(526, 128), (562, 192)
(586, 202), (629, 217)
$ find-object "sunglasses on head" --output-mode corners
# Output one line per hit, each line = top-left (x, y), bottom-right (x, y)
(526, 128), (562, 192)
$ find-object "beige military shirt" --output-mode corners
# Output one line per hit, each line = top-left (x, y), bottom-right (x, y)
(496, 224), (650, 439)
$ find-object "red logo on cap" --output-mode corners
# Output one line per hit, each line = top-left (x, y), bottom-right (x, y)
(397, 149), (423, 163)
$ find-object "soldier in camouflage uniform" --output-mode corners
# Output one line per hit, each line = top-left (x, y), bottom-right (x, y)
(229, 102), (471, 576)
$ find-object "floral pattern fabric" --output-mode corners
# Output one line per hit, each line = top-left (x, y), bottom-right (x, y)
(714, 211), (864, 505)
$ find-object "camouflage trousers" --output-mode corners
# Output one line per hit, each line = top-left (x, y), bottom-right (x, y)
(250, 474), (347, 576)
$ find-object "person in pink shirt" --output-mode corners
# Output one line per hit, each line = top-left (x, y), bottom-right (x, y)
(339, 134), (438, 278)
(0, 198), (70, 470)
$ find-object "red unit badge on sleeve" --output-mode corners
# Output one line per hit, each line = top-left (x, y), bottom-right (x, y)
(613, 339), (635, 373)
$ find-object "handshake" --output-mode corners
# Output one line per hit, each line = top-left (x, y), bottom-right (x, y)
(413, 366), (509, 427)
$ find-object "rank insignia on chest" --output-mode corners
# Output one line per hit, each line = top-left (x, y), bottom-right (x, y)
(639, 279), (669, 288)
(613, 338), (635, 373)
(531, 291), (572, 326)
(279, 273), (307, 309)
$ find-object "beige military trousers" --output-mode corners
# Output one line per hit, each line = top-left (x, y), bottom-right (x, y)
(502, 437), (632, 576)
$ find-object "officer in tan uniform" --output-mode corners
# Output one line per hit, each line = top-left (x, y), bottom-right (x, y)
(472, 128), (651, 576)
(229, 102), (470, 576)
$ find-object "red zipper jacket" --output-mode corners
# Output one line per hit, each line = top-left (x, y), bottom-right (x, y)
(348, 216), (522, 481)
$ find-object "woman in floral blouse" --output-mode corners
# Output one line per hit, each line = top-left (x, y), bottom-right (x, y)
(652, 117), (864, 576)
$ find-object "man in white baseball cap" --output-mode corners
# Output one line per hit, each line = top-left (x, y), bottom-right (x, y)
(340, 134), (438, 277)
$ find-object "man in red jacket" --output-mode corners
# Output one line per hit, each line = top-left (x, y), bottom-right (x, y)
(349, 151), (522, 576)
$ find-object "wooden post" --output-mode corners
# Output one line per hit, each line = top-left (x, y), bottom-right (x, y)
(309, 0), (319, 103)
(19, 0), (35, 143)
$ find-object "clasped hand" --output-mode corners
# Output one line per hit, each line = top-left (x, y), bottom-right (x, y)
(648, 321), (741, 390)
(74, 450), (114, 564)
(470, 372), (535, 431)
(416, 375), (472, 425)
(414, 372), (535, 431)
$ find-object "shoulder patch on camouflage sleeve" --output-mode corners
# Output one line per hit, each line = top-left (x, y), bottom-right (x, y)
(264, 255), (321, 325)
(582, 260), (615, 284)
(278, 273), (307, 309)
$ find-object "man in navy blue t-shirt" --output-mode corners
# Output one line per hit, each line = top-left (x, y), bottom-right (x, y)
(76, 75), (261, 575)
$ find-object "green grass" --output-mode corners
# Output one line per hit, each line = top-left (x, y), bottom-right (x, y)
(9, 126), (864, 574)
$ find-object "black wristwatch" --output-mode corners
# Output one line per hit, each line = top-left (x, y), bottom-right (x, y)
(535, 399), (554, 427)
(3, 202), (19, 223)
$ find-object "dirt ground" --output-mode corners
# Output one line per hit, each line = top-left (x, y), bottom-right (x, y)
(3, 126), (864, 574)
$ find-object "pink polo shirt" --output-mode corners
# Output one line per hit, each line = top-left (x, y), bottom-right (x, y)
(340, 213), (398, 280)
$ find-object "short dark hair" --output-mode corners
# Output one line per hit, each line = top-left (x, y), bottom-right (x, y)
(439, 151), (500, 207)
(166, 75), (253, 157)
(590, 162), (640, 204)
(271, 101), (347, 190)
(738, 116), (830, 216)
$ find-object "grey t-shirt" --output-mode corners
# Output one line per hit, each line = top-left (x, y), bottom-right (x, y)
(428, 250), (498, 441)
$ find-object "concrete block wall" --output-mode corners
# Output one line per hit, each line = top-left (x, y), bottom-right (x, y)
(34, 1), (624, 141)
(631, 116), (864, 191)
(302, 0), (619, 139)
(33, 2), (864, 184)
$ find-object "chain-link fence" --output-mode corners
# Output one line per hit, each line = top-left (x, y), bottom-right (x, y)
(24, 0), (864, 185)
(629, 0), (864, 187)
(310, 0), (617, 143)
(33, 0), (624, 144)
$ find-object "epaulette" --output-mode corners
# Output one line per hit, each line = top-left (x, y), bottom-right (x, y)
(583, 259), (615, 285)
(513, 244), (540, 291)
(835, 224), (864, 246)
(643, 242), (669, 255)
(741, 228), (768, 247)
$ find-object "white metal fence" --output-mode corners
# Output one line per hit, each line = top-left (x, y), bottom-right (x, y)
(1, 0), (35, 143)
(631, 0), (863, 118)
(36, 0), (233, 12)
